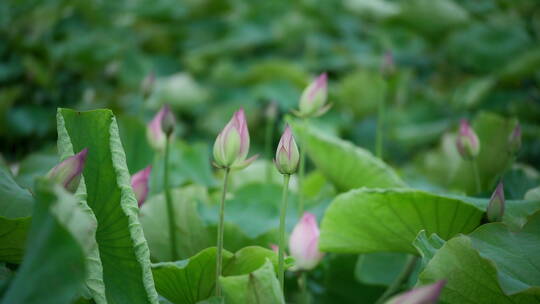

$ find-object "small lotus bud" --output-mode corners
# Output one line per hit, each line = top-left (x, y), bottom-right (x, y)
(487, 182), (505, 222)
(213, 108), (258, 169)
(274, 125), (300, 175)
(47, 148), (88, 193)
(456, 120), (480, 160)
(386, 280), (446, 304)
(147, 105), (173, 151)
(289, 212), (324, 271)
(160, 105), (176, 136)
(270, 244), (279, 253)
(508, 123), (521, 154)
(141, 72), (156, 98)
(131, 166), (152, 207)
(295, 73), (331, 118)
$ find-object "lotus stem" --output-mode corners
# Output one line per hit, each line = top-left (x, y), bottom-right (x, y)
(164, 136), (179, 261)
(278, 174), (291, 292)
(215, 167), (231, 296)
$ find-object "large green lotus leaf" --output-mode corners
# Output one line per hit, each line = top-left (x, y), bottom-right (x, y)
(200, 183), (298, 239)
(412, 230), (445, 271)
(117, 115), (155, 174)
(151, 246), (278, 304)
(0, 167), (33, 263)
(291, 122), (406, 192)
(58, 108), (159, 304)
(498, 47), (540, 82)
(319, 188), (483, 253)
(1, 180), (91, 304)
(206, 223), (279, 254)
(140, 186), (212, 261)
(468, 214), (540, 295)
(220, 259), (284, 304)
(418, 224), (540, 304)
(419, 112), (518, 194)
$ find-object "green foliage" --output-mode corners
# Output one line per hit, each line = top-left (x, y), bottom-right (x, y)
(419, 212), (540, 303)
(0, 167), (33, 263)
(1, 180), (90, 304)
(319, 188), (483, 253)
(58, 109), (159, 304)
(152, 246), (280, 304)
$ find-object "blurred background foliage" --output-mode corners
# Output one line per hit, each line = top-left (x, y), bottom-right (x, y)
(2, 0), (540, 302)
(2, 0), (540, 169)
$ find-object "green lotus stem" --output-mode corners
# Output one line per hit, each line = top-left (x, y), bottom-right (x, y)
(278, 174), (291, 293)
(215, 167), (231, 297)
(164, 136), (179, 261)
(298, 118), (308, 216)
(471, 159), (481, 194)
(375, 256), (418, 304)
(298, 272), (308, 304)
(376, 97), (385, 160)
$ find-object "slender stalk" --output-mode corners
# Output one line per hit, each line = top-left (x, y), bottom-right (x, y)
(298, 118), (308, 216)
(264, 113), (276, 182)
(215, 168), (230, 296)
(471, 159), (481, 194)
(278, 174), (291, 292)
(298, 272), (309, 304)
(375, 256), (418, 304)
(376, 97), (385, 159)
(164, 136), (179, 261)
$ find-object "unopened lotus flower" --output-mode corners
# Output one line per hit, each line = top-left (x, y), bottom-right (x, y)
(386, 280), (446, 304)
(47, 148), (88, 193)
(508, 123), (521, 154)
(274, 125), (300, 175)
(294, 73), (331, 118)
(131, 166), (152, 207)
(213, 108), (257, 169)
(147, 105), (175, 151)
(456, 119), (480, 160)
(487, 182), (505, 222)
(289, 212), (324, 271)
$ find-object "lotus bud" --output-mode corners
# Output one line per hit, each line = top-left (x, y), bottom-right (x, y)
(213, 108), (257, 170)
(131, 166), (152, 207)
(274, 125), (300, 175)
(386, 280), (446, 304)
(508, 123), (521, 154)
(456, 120), (480, 160)
(295, 73), (331, 118)
(141, 72), (156, 99)
(289, 212), (324, 271)
(487, 182), (505, 222)
(47, 148), (88, 193)
(270, 244), (279, 253)
(147, 105), (173, 151)
(161, 106), (176, 136)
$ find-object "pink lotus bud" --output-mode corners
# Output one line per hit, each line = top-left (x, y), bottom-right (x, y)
(147, 105), (174, 151)
(455, 120), (480, 160)
(387, 280), (446, 304)
(274, 125), (300, 175)
(131, 166), (152, 207)
(289, 212), (324, 271)
(47, 148), (88, 193)
(508, 123), (521, 154)
(487, 182), (505, 222)
(296, 73), (331, 118)
(213, 108), (257, 169)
